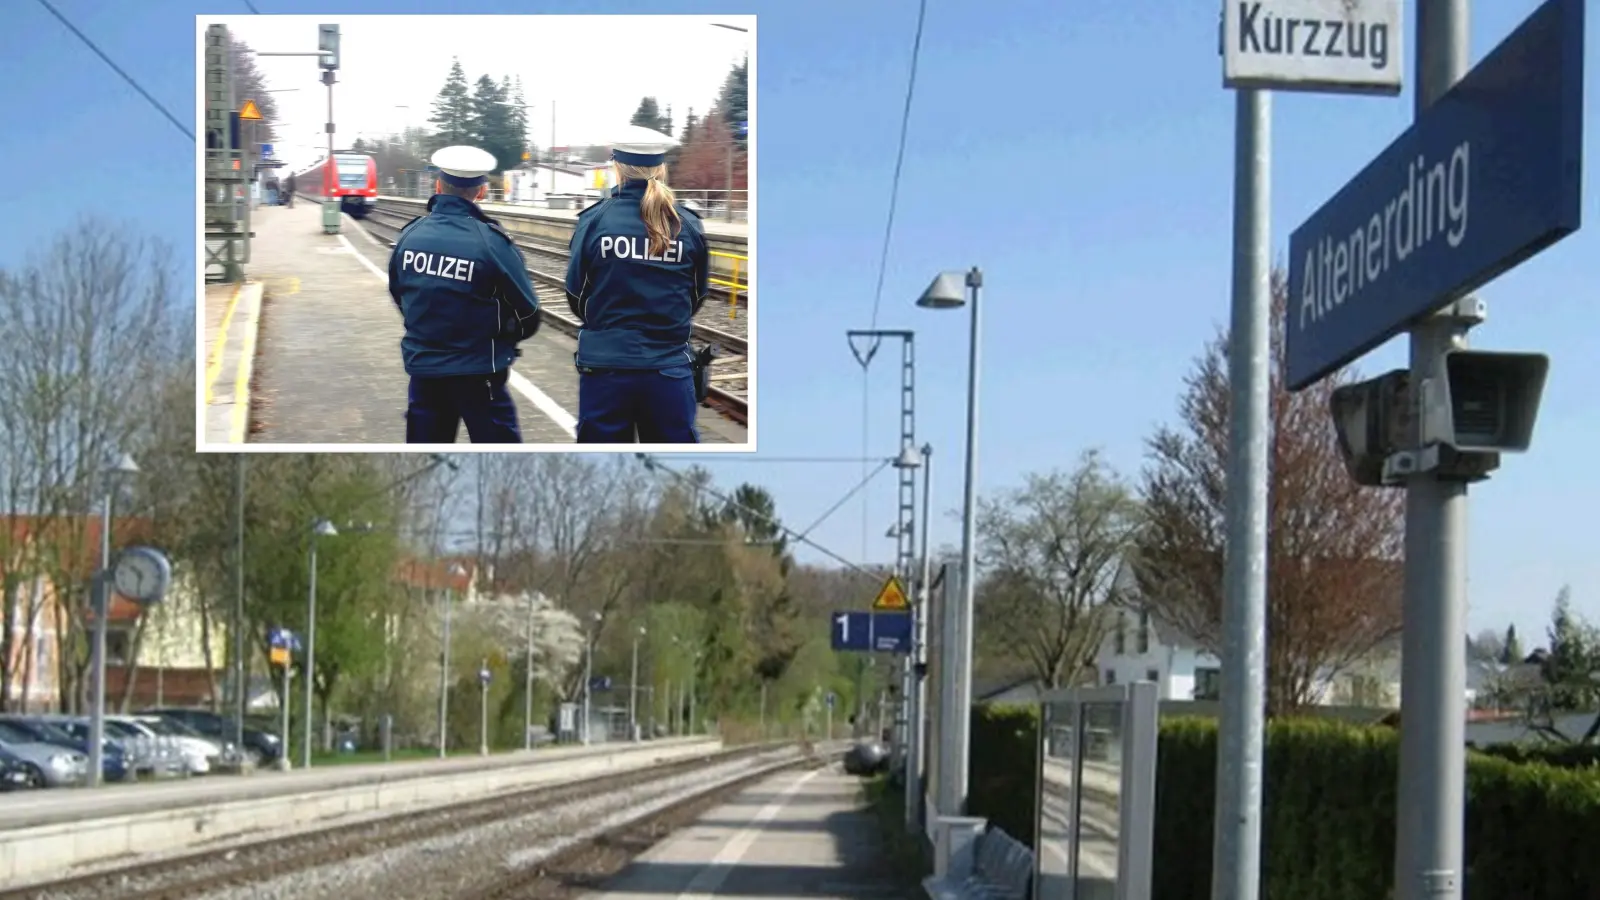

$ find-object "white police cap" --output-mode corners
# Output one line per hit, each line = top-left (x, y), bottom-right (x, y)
(430, 145), (497, 187)
(611, 125), (679, 168)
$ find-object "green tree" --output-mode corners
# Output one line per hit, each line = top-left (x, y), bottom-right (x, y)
(428, 58), (473, 153)
(714, 60), (748, 149)
(1502, 623), (1524, 665)
(630, 97), (669, 133)
(509, 76), (532, 165)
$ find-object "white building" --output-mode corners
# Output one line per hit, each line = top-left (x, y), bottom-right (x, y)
(500, 163), (611, 205)
(1091, 606), (1403, 709)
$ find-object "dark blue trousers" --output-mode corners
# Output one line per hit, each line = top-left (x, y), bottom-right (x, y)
(406, 370), (522, 443)
(576, 365), (700, 444)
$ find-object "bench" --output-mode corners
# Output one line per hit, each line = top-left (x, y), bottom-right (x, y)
(923, 825), (1035, 900)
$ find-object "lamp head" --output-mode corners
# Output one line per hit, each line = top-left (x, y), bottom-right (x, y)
(312, 519), (338, 537)
(917, 272), (968, 310)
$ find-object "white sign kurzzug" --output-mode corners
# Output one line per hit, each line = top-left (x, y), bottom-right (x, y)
(1223, 0), (1404, 96)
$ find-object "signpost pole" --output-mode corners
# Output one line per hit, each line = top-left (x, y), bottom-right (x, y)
(1396, 5), (1472, 900)
(1212, 86), (1271, 900)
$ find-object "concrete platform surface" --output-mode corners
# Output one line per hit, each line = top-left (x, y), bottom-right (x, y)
(239, 201), (740, 446)
(0, 736), (716, 831)
(581, 766), (909, 900)
(202, 280), (263, 444)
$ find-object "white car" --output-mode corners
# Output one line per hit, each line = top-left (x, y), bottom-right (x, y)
(120, 716), (227, 775)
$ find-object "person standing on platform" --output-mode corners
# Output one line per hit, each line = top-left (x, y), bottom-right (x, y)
(565, 125), (711, 444)
(388, 145), (542, 443)
(284, 171), (296, 208)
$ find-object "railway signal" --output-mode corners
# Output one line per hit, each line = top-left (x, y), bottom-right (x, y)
(318, 25), (340, 70)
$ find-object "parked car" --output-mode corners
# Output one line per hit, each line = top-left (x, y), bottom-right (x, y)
(102, 718), (188, 778)
(0, 727), (87, 788)
(138, 708), (281, 768)
(0, 744), (34, 790)
(126, 715), (235, 774)
(0, 716), (131, 783)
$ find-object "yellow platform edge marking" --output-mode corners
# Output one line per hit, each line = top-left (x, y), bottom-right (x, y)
(203, 283), (242, 405)
(229, 287), (261, 444)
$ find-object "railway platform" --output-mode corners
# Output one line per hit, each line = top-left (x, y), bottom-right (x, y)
(581, 765), (909, 900)
(206, 200), (744, 446)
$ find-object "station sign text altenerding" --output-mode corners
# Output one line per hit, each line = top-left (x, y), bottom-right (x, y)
(1285, 0), (1584, 391)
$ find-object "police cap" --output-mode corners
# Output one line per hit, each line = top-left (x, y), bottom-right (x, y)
(611, 125), (679, 168)
(430, 145), (498, 188)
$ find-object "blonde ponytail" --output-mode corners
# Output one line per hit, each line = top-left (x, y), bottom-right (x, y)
(617, 162), (682, 257)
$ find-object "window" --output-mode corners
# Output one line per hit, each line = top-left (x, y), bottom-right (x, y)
(1195, 667), (1221, 701)
(106, 630), (131, 666)
(1146, 668), (1160, 683)
(1114, 614), (1126, 655)
(1137, 610), (1151, 654)
(1104, 669), (1117, 685)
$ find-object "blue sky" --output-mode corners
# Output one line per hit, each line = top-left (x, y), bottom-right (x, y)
(2, 0), (1596, 646)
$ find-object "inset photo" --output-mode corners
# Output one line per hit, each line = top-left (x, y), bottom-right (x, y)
(197, 15), (754, 451)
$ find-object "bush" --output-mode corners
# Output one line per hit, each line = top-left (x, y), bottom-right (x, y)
(966, 704), (1040, 847)
(967, 706), (1600, 900)
(1472, 741), (1600, 770)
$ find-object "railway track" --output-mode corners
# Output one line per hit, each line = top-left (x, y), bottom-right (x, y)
(361, 208), (748, 425)
(6, 742), (811, 900)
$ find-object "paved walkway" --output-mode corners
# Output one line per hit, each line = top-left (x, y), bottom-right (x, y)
(244, 202), (739, 445)
(581, 766), (910, 900)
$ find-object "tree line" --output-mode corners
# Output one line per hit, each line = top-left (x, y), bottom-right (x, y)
(230, 39), (749, 200)
(0, 221), (874, 749)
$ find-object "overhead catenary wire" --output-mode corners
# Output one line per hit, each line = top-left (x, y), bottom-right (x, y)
(35, 0), (195, 141)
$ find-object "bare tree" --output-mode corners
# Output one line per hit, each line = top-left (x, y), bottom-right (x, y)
(974, 450), (1142, 689)
(1135, 270), (1403, 714)
(0, 224), (185, 712)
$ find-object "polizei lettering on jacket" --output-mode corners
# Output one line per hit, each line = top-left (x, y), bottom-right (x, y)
(599, 235), (685, 263)
(1237, 2), (1391, 70)
(401, 250), (477, 283)
(1300, 141), (1470, 329)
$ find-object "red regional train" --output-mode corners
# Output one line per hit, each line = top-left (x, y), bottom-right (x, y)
(294, 151), (378, 218)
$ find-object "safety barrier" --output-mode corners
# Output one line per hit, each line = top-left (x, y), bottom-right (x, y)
(710, 250), (750, 318)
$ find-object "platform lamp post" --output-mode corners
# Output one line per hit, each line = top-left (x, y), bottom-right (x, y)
(438, 562), (467, 758)
(301, 518), (338, 770)
(88, 453), (140, 788)
(918, 267), (982, 815)
(630, 625), (646, 742)
(582, 611), (602, 745)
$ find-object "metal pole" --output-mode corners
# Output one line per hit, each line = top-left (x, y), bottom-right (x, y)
(438, 587), (452, 758)
(759, 681), (767, 738)
(524, 594), (535, 751)
(479, 659), (489, 756)
(947, 268), (983, 814)
(279, 661), (290, 770)
(724, 140), (734, 222)
(688, 660), (697, 735)
(582, 630), (593, 745)
(1396, 6), (1471, 900)
(234, 454), (246, 749)
(907, 443), (933, 830)
(1212, 86), (1272, 900)
(87, 482), (115, 787)
(302, 537), (318, 770)
(630, 635), (640, 741)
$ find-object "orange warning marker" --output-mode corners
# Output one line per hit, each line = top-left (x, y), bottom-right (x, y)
(239, 99), (263, 120)
(872, 575), (910, 611)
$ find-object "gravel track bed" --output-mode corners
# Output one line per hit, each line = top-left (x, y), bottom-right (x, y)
(7, 746), (780, 900)
(198, 749), (807, 900)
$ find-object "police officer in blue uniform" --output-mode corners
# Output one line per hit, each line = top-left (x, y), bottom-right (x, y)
(565, 126), (711, 443)
(389, 145), (541, 443)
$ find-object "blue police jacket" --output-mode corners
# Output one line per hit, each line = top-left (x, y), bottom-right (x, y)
(563, 180), (710, 370)
(388, 193), (541, 378)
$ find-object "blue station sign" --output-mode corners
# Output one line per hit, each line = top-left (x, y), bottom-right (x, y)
(1285, 0), (1584, 391)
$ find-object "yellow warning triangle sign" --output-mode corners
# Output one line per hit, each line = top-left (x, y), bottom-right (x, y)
(872, 575), (909, 611)
(239, 99), (263, 120)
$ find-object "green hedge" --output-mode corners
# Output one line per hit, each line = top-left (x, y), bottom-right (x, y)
(968, 704), (1600, 900)
(1472, 741), (1600, 770)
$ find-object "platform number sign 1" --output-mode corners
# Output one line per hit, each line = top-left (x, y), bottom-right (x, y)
(831, 611), (871, 652)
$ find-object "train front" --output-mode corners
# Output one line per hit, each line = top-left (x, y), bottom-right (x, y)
(331, 153), (377, 218)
